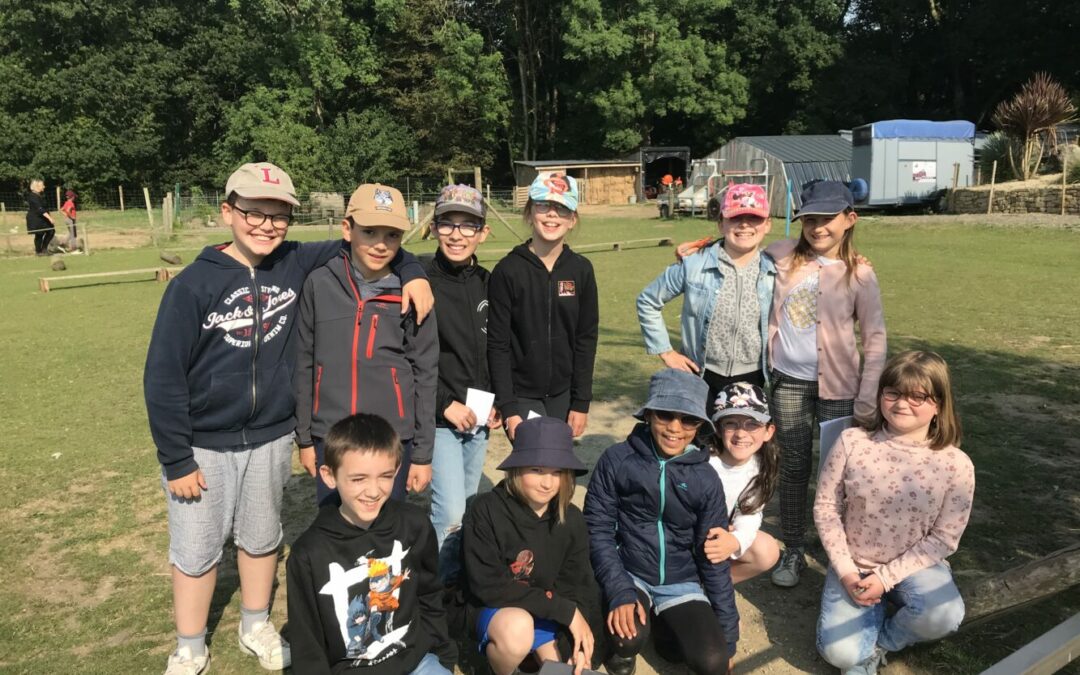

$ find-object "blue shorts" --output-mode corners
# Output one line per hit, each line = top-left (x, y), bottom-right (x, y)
(629, 572), (710, 614)
(476, 607), (560, 653)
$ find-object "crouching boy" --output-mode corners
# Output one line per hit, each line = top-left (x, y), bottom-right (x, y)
(287, 413), (456, 674)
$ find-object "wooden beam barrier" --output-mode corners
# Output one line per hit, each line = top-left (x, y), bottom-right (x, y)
(38, 266), (184, 293)
(979, 612), (1080, 675)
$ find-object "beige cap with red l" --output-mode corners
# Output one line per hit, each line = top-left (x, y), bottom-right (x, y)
(225, 162), (300, 206)
(346, 184), (410, 231)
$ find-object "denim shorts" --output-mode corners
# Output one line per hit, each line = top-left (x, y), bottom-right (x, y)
(629, 572), (710, 614)
(162, 434), (293, 575)
(476, 607), (560, 653)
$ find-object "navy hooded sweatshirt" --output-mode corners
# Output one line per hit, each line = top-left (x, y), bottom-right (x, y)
(144, 240), (425, 480)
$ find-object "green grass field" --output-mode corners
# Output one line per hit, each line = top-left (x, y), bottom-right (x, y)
(1, 211), (1078, 673)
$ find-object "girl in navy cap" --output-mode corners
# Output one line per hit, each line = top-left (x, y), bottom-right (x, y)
(763, 180), (887, 588)
(456, 417), (601, 675)
(584, 368), (737, 674)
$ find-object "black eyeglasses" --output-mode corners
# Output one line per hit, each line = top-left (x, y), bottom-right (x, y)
(434, 220), (483, 237)
(719, 418), (767, 433)
(231, 205), (293, 230)
(881, 388), (935, 407)
(650, 410), (704, 428)
(533, 201), (574, 218)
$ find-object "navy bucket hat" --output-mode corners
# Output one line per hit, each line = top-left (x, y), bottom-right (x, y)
(633, 368), (714, 433)
(497, 417), (588, 476)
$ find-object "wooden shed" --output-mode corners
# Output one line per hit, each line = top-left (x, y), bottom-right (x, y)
(513, 159), (640, 207)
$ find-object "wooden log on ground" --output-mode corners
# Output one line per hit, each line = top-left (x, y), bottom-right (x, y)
(979, 612), (1080, 675)
(960, 542), (1080, 627)
(160, 251), (183, 265)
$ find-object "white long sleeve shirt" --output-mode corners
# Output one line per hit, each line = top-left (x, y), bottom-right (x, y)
(709, 454), (763, 559)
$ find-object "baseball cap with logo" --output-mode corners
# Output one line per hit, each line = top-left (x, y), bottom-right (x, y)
(722, 184), (769, 219)
(434, 184), (486, 220)
(225, 162), (300, 207)
(529, 173), (579, 212)
(345, 184), (410, 231)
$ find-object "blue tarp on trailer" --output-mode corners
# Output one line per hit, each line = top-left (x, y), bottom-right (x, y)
(871, 120), (975, 140)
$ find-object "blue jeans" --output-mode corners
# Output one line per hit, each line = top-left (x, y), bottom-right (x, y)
(817, 563), (965, 674)
(410, 652), (451, 674)
(430, 426), (489, 582)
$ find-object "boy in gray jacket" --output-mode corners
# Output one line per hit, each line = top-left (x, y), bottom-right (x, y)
(294, 184), (439, 504)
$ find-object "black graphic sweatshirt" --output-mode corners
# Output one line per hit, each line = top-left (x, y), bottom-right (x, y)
(486, 242), (598, 420)
(457, 481), (603, 645)
(423, 249), (491, 426)
(286, 500), (455, 674)
(144, 240), (424, 480)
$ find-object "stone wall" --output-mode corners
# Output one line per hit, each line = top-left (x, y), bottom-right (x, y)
(951, 185), (1080, 215)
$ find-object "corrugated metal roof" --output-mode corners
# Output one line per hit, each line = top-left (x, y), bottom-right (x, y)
(515, 159), (639, 168)
(736, 135), (852, 162)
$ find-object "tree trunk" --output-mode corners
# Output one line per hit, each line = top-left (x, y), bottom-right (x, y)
(959, 542), (1080, 628)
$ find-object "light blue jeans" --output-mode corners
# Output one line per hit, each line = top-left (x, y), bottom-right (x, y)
(410, 652), (451, 674)
(817, 563), (965, 674)
(430, 426), (489, 582)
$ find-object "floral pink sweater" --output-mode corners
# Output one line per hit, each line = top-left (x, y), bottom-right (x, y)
(814, 427), (975, 591)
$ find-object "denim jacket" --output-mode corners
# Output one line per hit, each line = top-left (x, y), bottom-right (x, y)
(636, 240), (777, 377)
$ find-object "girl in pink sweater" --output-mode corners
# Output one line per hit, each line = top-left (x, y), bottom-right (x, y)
(814, 350), (974, 674)
(764, 181), (887, 588)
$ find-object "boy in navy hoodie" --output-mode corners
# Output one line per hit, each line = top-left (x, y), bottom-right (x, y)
(294, 184), (439, 506)
(287, 413), (455, 674)
(144, 164), (432, 675)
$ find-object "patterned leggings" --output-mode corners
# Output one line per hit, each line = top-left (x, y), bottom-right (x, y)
(770, 371), (853, 550)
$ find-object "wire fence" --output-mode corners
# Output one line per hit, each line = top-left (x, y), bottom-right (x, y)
(0, 185), (518, 230)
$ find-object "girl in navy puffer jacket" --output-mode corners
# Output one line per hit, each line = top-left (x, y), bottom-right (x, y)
(584, 368), (738, 675)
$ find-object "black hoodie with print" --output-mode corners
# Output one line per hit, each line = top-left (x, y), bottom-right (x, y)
(456, 480), (603, 652)
(286, 500), (455, 674)
(486, 242), (598, 420)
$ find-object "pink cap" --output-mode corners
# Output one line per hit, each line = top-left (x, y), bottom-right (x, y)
(722, 184), (769, 219)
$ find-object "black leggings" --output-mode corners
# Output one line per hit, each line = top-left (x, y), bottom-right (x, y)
(608, 589), (729, 674)
(33, 228), (55, 254)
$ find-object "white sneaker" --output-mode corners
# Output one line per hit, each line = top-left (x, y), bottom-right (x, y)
(164, 646), (209, 675)
(238, 619), (291, 670)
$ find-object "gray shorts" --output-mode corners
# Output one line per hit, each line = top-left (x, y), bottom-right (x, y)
(162, 434), (293, 576)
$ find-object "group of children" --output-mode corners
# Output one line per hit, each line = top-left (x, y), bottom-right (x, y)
(144, 163), (975, 675)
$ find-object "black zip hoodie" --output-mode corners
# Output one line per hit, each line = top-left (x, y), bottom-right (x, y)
(458, 481), (602, 641)
(486, 242), (598, 419)
(293, 251), (439, 463)
(286, 501), (455, 674)
(144, 240), (425, 480)
(423, 249), (490, 425)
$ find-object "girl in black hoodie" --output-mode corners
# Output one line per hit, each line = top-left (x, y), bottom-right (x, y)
(458, 417), (602, 675)
(487, 173), (599, 441)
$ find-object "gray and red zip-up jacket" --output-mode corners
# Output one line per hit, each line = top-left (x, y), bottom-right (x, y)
(294, 251), (439, 463)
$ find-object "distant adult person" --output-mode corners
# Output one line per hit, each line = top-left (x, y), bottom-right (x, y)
(26, 179), (55, 256)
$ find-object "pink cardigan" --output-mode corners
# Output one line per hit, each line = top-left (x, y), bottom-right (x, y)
(765, 239), (887, 421)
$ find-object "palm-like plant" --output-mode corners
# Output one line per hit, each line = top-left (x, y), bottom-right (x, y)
(991, 72), (1077, 181)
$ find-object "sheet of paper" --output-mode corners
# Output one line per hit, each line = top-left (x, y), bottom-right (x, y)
(527, 410), (542, 419)
(819, 415), (854, 475)
(465, 388), (495, 433)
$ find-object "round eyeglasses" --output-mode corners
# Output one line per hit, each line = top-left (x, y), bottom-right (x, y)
(533, 201), (574, 218)
(881, 388), (935, 407)
(231, 205), (293, 230)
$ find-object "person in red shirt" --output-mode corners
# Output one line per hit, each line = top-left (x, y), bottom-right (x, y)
(60, 190), (78, 252)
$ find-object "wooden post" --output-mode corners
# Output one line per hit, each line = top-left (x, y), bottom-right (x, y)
(446, 167), (454, 185)
(948, 162), (960, 212)
(486, 185), (491, 203)
(986, 160), (998, 215)
(143, 187), (157, 246)
(119, 185), (125, 212)
(474, 166), (482, 193)
(83, 220), (91, 256)
(2, 203), (10, 254)
(1062, 154), (1068, 216)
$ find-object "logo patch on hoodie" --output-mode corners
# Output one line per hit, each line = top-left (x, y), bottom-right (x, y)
(557, 280), (576, 297)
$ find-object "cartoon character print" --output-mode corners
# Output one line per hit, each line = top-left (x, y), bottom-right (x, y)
(319, 540), (413, 664)
(509, 549), (535, 582)
(714, 381), (768, 412)
(544, 174), (570, 195)
(728, 185), (761, 210)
